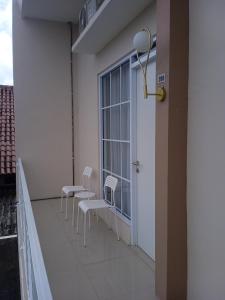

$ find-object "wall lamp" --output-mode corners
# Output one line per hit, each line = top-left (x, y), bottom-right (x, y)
(133, 28), (166, 102)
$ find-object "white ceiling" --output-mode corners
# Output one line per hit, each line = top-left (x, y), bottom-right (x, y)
(72, 0), (152, 53)
(21, 0), (86, 22)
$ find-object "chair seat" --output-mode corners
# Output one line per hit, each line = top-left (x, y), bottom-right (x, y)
(75, 191), (96, 199)
(79, 199), (110, 214)
(62, 185), (85, 195)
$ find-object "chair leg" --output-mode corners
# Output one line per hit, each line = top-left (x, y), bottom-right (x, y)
(96, 210), (99, 223)
(76, 205), (80, 233)
(65, 194), (69, 220)
(93, 210), (99, 223)
(104, 208), (110, 229)
(60, 191), (64, 212)
(109, 209), (112, 230)
(114, 211), (120, 241)
(88, 211), (91, 231)
(72, 197), (75, 226)
(104, 208), (112, 230)
(84, 212), (87, 247)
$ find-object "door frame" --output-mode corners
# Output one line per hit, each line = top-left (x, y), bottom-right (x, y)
(130, 50), (157, 247)
(98, 50), (157, 247)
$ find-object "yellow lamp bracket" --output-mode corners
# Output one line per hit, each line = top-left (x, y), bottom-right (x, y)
(136, 28), (166, 102)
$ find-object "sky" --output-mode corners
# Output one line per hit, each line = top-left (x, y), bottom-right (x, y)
(0, 0), (13, 85)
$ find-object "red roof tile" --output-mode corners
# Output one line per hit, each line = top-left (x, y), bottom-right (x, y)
(0, 85), (16, 175)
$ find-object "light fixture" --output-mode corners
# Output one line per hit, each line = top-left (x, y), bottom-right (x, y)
(133, 28), (166, 102)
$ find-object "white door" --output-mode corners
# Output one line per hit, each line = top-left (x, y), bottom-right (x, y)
(135, 60), (156, 260)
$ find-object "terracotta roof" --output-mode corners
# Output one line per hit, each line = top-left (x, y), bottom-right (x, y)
(0, 85), (16, 175)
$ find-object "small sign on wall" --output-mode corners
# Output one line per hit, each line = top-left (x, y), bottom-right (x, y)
(157, 73), (166, 84)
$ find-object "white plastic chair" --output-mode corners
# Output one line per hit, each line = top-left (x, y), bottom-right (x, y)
(72, 190), (96, 226)
(76, 175), (120, 247)
(60, 166), (93, 219)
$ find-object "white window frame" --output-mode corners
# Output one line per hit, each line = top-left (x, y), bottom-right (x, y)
(98, 53), (133, 226)
(98, 50), (156, 243)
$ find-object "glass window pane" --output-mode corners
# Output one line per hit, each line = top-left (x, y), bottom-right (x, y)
(122, 180), (131, 219)
(121, 103), (130, 141)
(121, 61), (130, 101)
(103, 141), (111, 171)
(102, 170), (108, 197)
(105, 185), (112, 204)
(102, 171), (108, 185)
(103, 172), (113, 204)
(111, 67), (120, 105)
(103, 108), (110, 139)
(121, 143), (130, 180)
(102, 74), (110, 107)
(101, 61), (131, 221)
(114, 178), (121, 212)
(110, 105), (120, 140)
(111, 141), (121, 176)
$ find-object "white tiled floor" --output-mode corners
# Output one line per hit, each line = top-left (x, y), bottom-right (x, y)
(32, 198), (156, 300)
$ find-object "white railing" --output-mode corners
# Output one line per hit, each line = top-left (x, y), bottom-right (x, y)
(17, 158), (53, 300)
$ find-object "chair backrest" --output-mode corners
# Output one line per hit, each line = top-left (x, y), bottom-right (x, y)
(82, 167), (93, 189)
(103, 176), (118, 206)
(82, 166), (93, 178)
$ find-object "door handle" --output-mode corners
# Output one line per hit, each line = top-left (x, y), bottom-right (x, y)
(131, 160), (140, 166)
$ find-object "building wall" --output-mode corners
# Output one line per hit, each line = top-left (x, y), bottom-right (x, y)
(73, 3), (156, 243)
(13, 1), (73, 200)
(12, 0), (225, 296)
(188, 0), (225, 299)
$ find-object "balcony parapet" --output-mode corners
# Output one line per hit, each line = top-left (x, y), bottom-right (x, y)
(17, 158), (52, 300)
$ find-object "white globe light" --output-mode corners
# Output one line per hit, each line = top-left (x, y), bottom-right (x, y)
(133, 30), (150, 52)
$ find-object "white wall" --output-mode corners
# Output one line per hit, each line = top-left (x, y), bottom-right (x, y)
(13, 1), (73, 200)
(188, 1), (225, 299)
(73, 3), (156, 190)
(73, 3), (156, 243)
(16, 0), (22, 10)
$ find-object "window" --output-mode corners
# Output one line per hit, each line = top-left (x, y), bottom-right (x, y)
(100, 60), (131, 220)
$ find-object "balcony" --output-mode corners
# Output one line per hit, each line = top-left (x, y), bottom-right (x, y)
(32, 198), (156, 300)
(17, 159), (156, 300)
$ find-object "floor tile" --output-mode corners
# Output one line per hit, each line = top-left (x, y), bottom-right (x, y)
(32, 199), (156, 300)
(84, 255), (155, 300)
(49, 269), (99, 300)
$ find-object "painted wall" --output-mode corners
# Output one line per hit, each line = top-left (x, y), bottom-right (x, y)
(73, 3), (156, 243)
(188, 0), (225, 299)
(13, 1), (73, 200)
(16, 0), (22, 10)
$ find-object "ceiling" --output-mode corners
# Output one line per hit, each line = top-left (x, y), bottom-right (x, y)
(21, 0), (85, 23)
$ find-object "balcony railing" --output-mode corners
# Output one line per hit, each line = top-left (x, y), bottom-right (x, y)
(17, 158), (52, 300)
